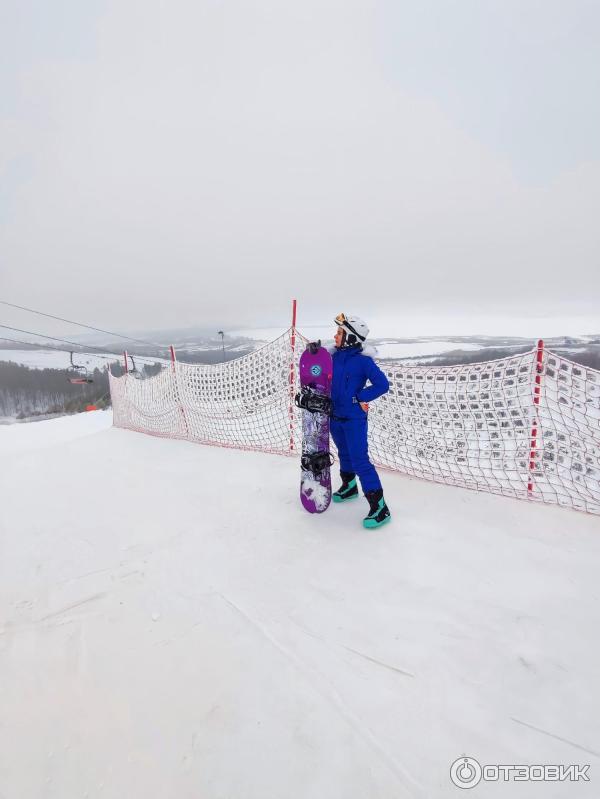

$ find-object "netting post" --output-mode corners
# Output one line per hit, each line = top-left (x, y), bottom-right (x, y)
(123, 351), (128, 375)
(170, 344), (190, 440)
(289, 299), (297, 452)
(527, 339), (545, 496)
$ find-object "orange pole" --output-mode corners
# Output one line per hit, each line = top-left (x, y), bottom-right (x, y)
(289, 299), (297, 452)
(170, 344), (189, 438)
(527, 339), (544, 496)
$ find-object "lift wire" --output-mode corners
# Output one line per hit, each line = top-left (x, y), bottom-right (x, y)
(1, 335), (115, 406)
(0, 335), (119, 364)
(0, 336), (167, 384)
(1, 329), (251, 372)
(0, 323), (166, 365)
(0, 299), (170, 351)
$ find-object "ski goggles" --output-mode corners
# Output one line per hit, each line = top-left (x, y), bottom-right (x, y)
(334, 312), (365, 342)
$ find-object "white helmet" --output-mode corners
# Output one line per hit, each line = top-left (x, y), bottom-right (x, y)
(334, 313), (369, 347)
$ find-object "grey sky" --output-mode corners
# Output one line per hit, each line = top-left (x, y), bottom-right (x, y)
(1, 0), (599, 339)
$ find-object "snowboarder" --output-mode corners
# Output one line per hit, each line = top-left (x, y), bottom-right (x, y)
(329, 313), (391, 529)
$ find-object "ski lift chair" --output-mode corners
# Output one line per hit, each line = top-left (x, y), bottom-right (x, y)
(127, 354), (143, 379)
(67, 352), (93, 384)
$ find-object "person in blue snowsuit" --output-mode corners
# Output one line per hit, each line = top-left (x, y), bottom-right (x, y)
(329, 313), (391, 528)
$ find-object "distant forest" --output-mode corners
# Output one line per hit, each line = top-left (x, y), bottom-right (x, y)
(175, 347), (255, 364)
(0, 360), (162, 419)
(397, 346), (600, 371)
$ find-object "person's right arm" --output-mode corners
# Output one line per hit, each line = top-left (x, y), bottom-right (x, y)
(356, 358), (389, 403)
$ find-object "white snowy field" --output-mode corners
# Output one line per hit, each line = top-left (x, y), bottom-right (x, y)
(1, 413), (599, 798)
(231, 327), (500, 360)
(0, 348), (111, 371)
(0, 340), (483, 370)
(373, 341), (483, 360)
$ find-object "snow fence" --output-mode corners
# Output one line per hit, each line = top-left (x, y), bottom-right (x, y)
(109, 330), (600, 516)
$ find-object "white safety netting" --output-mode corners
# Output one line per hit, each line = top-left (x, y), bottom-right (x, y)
(369, 349), (600, 515)
(109, 333), (600, 516)
(110, 330), (305, 455)
(534, 351), (600, 513)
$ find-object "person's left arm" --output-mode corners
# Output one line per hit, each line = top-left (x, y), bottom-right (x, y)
(356, 358), (390, 404)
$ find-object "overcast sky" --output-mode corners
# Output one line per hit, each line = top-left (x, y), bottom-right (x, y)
(1, 0), (599, 339)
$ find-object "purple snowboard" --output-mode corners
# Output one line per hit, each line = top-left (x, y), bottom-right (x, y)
(298, 344), (333, 513)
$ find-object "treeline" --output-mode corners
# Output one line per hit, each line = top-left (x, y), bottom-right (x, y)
(0, 360), (163, 419)
(420, 346), (532, 367)
(408, 346), (600, 371)
(176, 347), (255, 365)
(552, 348), (600, 371)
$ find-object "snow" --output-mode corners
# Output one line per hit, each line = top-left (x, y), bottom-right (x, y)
(554, 347), (597, 353)
(374, 341), (483, 360)
(1, 338), (577, 375)
(0, 349), (170, 373)
(1, 413), (599, 798)
(0, 409), (113, 455)
(229, 326), (289, 342)
(231, 328), (496, 360)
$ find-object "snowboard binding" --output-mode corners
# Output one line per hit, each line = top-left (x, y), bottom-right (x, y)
(301, 451), (335, 477)
(294, 385), (333, 416)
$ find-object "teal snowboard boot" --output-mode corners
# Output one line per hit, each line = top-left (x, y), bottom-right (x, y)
(332, 471), (359, 503)
(363, 488), (391, 529)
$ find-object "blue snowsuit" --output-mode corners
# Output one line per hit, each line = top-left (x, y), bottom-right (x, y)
(330, 345), (390, 493)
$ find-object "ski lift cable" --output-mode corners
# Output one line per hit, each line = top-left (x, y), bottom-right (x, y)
(0, 299), (170, 351)
(0, 324), (165, 365)
(0, 336), (163, 389)
(0, 334), (117, 362)
(0, 335), (166, 385)
(0, 335), (164, 371)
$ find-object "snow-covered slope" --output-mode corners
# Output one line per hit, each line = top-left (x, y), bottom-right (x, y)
(0, 408), (113, 454)
(1, 413), (599, 798)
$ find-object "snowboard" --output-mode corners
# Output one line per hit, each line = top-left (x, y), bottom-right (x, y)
(295, 342), (334, 513)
